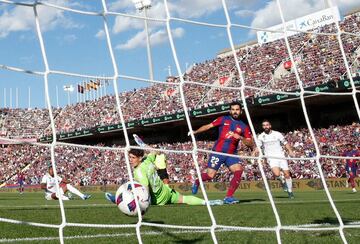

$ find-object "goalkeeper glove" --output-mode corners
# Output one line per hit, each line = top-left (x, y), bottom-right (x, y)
(154, 154), (167, 170)
(154, 154), (169, 181)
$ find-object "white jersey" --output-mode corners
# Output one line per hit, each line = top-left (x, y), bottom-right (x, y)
(258, 130), (287, 157)
(41, 173), (62, 194)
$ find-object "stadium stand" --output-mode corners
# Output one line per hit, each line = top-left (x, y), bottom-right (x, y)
(0, 11), (359, 138)
(1, 123), (358, 186)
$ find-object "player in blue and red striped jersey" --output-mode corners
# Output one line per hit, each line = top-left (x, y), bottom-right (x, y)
(17, 169), (25, 194)
(190, 102), (254, 204)
(342, 144), (360, 193)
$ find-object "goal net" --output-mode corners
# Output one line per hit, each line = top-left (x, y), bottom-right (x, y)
(0, 0), (359, 243)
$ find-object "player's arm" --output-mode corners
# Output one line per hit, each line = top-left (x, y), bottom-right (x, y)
(239, 126), (254, 149)
(341, 151), (347, 164)
(154, 154), (169, 184)
(192, 123), (214, 135)
(242, 137), (254, 149)
(279, 132), (295, 157)
(191, 116), (223, 136)
(285, 143), (295, 157)
(61, 179), (68, 184)
(143, 153), (170, 184)
(251, 139), (261, 157)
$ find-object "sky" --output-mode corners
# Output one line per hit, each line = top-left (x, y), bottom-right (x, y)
(0, 0), (359, 108)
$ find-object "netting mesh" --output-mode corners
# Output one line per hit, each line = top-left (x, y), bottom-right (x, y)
(0, 0), (359, 243)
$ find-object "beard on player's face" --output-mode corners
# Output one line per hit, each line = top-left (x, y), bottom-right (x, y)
(230, 112), (240, 119)
(263, 125), (271, 133)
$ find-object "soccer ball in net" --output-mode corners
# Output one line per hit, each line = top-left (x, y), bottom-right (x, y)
(115, 181), (150, 216)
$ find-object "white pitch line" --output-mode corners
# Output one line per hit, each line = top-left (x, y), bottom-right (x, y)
(0, 222), (360, 243)
(0, 229), (231, 243)
(2, 222), (360, 243)
(0, 198), (359, 209)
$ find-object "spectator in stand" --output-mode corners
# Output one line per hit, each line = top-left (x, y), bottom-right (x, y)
(1, 123), (358, 185)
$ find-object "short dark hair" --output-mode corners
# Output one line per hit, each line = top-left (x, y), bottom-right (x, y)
(262, 119), (271, 124)
(230, 101), (242, 109)
(129, 149), (144, 158)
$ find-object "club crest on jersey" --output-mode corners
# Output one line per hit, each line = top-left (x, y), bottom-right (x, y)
(236, 127), (242, 133)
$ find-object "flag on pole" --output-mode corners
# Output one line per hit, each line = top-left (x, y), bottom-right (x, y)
(86, 82), (92, 91)
(78, 84), (84, 93)
(89, 80), (98, 90)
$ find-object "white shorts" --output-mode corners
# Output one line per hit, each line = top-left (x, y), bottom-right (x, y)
(45, 192), (56, 200)
(268, 159), (289, 171)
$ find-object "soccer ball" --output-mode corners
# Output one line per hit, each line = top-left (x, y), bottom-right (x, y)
(115, 181), (150, 216)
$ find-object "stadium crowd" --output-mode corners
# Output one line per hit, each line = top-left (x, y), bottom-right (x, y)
(0, 11), (359, 139)
(1, 123), (358, 186)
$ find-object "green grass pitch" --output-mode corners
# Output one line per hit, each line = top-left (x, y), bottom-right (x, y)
(0, 190), (359, 243)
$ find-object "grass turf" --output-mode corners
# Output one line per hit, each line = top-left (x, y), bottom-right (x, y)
(0, 190), (359, 243)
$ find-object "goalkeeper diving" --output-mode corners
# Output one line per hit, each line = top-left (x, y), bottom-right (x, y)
(105, 149), (223, 206)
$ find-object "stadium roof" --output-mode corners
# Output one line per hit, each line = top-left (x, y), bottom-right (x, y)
(217, 8), (360, 58)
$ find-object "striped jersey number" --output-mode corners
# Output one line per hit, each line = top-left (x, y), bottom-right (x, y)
(211, 156), (219, 168)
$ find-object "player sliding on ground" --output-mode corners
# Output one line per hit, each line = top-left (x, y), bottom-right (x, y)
(105, 149), (223, 206)
(41, 162), (91, 200)
(342, 143), (359, 193)
(190, 102), (254, 204)
(252, 120), (295, 199)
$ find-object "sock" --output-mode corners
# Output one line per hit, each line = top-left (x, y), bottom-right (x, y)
(55, 188), (69, 200)
(226, 170), (242, 197)
(195, 173), (213, 186)
(285, 178), (293, 193)
(349, 175), (355, 188)
(67, 184), (85, 199)
(276, 176), (285, 184)
(182, 195), (205, 206)
(61, 195), (70, 201)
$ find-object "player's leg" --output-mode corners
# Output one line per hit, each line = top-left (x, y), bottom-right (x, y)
(224, 158), (243, 204)
(171, 188), (223, 206)
(280, 160), (294, 198)
(283, 171), (294, 198)
(64, 183), (91, 200)
(192, 153), (225, 194)
(348, 167), (356, 192)
(48, 191), (70, 201)
(105, 192), (116, 204)
(18, 181), (22, 194)
(269, 160), (287, 192)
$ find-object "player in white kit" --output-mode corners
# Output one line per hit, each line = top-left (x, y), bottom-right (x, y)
(253, 120), (295, 198)
(41, 162), (91, 200)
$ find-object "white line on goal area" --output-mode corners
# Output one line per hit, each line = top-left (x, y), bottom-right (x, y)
(0, 198), (359, 209)
(2, 221), (360, 244)
(0, 229), (229, 243)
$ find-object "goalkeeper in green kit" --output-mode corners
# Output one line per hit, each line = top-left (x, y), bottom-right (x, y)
(105, 149), (223, 206)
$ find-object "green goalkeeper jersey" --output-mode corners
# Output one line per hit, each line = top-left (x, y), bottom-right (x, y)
(133, 153), (179, 205)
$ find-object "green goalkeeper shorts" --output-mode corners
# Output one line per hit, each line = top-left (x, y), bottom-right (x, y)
(154, 184), (180, 205)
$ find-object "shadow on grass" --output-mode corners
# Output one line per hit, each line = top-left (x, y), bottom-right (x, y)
(312, 217), (353, 225)
(273, 196), (289, 199)
(240, 199), (266, 203)
(149, 226), (206, 243)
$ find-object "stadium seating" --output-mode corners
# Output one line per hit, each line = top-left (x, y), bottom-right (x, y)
(0, 12), (359, 141)
(1, 123), (358, 186)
